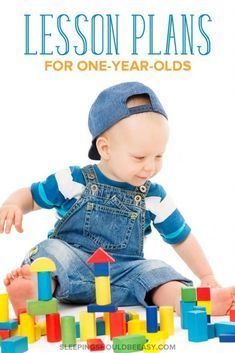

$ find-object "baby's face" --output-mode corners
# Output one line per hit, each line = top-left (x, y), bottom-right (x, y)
(99, 112), (169, 186)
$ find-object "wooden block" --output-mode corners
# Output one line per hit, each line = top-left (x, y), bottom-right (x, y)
(96, 319), (105, 336)
(34, 325), (41, 341)
(0, 294), (9, 323)
(37, 321), (46, 336)
(181, 287), (196, 302)
(215, 322), (235, 336)
(0, 320), (18, 330)
(86, 248), (115, 264)
(103, 313), (110, 335)
(197, 301), (212, 315)
(187, 310), (208, 342)
(79, 312), (96, 341)
(94, 263), (110, 277)
(1, 336), (28, 353)
(180, 301), (196, 329)
(61, 316), (76, 347)
(113, 334), (147, 353)
(196, 287), (211, 301)
(20, 313), (35, 344)
(207, 323), (216, 339)
(95, 277), (111, 305)
(159, 306), (174, 336)
(37, 272), (52, 301)
(87, 338), (105, 351)
(146, 306), (158, 333)
(230, 309), (235, 322)
(27, 298), (58, 316)
(0, 329), (10, 340)
(87, 304), (117, 313)
(46, 313), (61, 342)
(219, 333), (235, 342)
(127, 311), (139, 320)
(30, 257), (56, 272)
(128, 319), (146, 334)
(109, 310), (126, 339)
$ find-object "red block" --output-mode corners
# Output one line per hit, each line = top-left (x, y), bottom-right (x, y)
(230, 309), (235, 322)
(87, 338), (105, 351)
(109, 310), (126, 340)
(196, 287), (211, 301)
(0, 329), (10, 340)
(46, 313), (61, 342)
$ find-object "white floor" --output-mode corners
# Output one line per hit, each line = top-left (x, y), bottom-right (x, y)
(3, 303), (234, 353)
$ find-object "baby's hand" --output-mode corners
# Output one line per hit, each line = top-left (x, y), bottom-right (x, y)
(0, 205), (23, 234)
(200, 274), (221, 288)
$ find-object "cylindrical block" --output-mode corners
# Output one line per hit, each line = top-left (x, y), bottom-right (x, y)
(20, 313), (35, 343)
(159, 306), (174, 336)
(46, 313), (61, 342)
(95, 276), (111, 305)
(146, 306), (158, 333)
(0, 294), (9, 322)
(61, 316), (76, 347)
(79, 312), (96, 341)
(37, 272), (52, 301)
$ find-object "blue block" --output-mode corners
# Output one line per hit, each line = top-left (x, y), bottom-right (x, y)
(208, 323), (216, 339)
(219, 334), (235, 342)
(125, 312), (130, 322)
(75, 322), (80, 338)
(94, 263), (110, 277)
(188, 310), (208, 342)
(96, 319), (105, 335)
(146, 306), (158, 333)
(215, 322), (235, 336)
(180, 301), (197, 329)
(87, 304), (117, 313)
(0, 320), (18, 330)
(1, 336), (28, 353)
(37, 271), (52, 301)
(207, 315), (211, 323)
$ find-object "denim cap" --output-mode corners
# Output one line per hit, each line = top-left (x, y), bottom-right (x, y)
(88, 81), (168, 160)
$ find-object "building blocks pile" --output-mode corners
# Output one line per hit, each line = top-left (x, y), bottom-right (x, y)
(0, 248), (234, 352)
(180, 286), (235, 343)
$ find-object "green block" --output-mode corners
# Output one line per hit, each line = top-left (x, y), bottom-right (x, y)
(113, 334), (147, 353)
(181, 287), (196, 302)
(61, 316), (76, 347)
(26, 298), (58, 315)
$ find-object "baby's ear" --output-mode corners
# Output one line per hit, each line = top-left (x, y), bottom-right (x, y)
(96, 135), (110, 160)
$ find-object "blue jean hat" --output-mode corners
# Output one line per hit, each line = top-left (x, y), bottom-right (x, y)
(88, 81), (167, 160)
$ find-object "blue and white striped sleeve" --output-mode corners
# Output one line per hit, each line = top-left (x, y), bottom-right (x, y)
(31, 166), (85, 209)
(145, 183), (191, 244)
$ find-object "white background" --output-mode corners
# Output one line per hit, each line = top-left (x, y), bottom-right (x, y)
(0, 1), (235, 352)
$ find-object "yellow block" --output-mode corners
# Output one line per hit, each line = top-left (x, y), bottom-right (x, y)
(79, 312), (96, 341)
(35, 324), (41, 341)
(146, 331), (168, 341)
(127, 319), (146, 334)
(127, 311), (139, 320)
(143, 339), (165, 353)
(103, 312), (110, 335)
(20, 313), (36, 343)
(159, 306), (174, 336)
(30, 257), (56, 272)
(37, 320), (47, 336)
(11, 325), (21, 336)
(197, 300), (212, 315)
(95, 276), (111, 305)
(0, 293), (9, 322)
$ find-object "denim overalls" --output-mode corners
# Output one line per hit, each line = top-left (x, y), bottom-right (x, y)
(24, 164), (192, 306)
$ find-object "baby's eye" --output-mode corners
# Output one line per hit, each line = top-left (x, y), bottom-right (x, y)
(155, 155), (163, 159)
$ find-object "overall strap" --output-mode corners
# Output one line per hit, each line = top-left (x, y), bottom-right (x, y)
(81, 164), (98, 185)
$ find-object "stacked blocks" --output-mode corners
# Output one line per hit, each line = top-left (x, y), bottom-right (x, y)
(87, 248), (117, 313)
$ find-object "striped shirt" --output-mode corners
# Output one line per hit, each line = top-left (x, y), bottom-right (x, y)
(31, 164), (191, 244)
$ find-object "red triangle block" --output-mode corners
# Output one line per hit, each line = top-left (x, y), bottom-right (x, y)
(86, 248), (115, 264)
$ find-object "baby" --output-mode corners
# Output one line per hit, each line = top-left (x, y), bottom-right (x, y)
(0, 82), (234, 316)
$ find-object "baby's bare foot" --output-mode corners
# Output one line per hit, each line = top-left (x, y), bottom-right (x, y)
(4, 265), (37, 316)
(211, 286), (235, 316)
